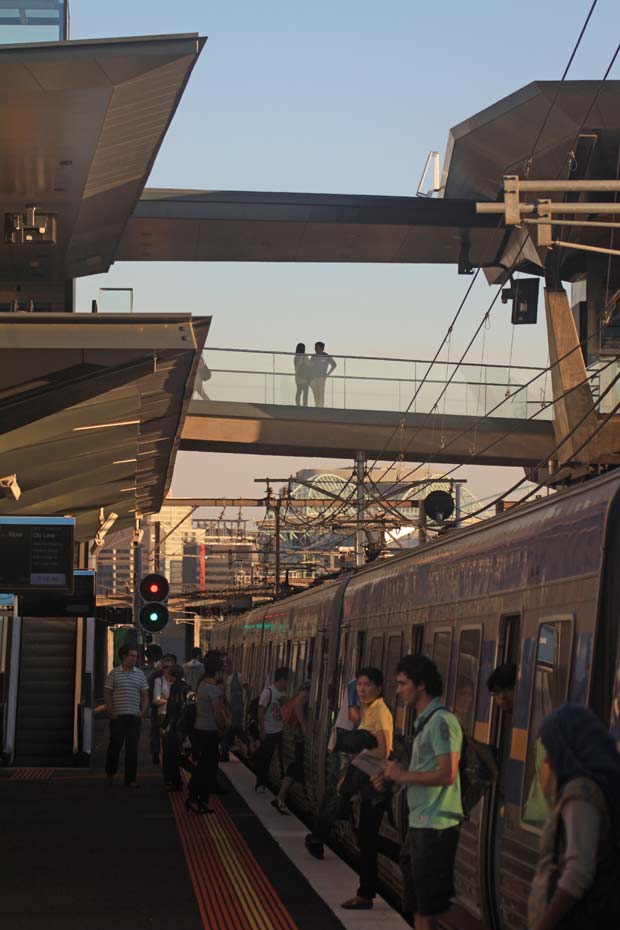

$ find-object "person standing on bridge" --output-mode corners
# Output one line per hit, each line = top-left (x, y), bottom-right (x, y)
(294, 343), (310, 406)
(309, 341), (337, 408)
(104, 643), (149, 789)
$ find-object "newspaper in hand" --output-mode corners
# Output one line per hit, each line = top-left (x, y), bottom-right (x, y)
(351, 749), (388, 778)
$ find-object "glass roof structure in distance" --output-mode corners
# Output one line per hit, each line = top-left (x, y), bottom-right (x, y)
(0, 2), (68, 44)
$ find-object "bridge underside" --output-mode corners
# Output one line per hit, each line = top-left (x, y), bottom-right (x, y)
(180, 401), (554, 467)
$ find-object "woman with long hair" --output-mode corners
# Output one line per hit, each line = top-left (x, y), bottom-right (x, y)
(528, 704), (620, 930)
(294, 343), (310, 407)
(186, 652), (227, 814)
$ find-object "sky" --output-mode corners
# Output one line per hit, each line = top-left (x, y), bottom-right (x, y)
(70, 0), (620, 507)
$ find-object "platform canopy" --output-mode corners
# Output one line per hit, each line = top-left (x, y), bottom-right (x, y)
(0, 313), (210, 539)
(0, 32), (205, 284)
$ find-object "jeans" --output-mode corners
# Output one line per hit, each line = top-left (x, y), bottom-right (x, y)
(254, 731), (282, 787)
(189, 730), (220, 802)
(356, 799), (386, 899)
(105, 716), (141, 784)
(162, 728), (183, 788)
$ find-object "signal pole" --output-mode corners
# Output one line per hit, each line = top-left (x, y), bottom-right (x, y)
(355, 451), (366, 567)
(133, 540), (143, 643)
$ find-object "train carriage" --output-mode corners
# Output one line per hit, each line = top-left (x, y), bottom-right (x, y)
(210, 470), (620, 930)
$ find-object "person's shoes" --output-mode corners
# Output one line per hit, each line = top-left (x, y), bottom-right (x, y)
(304, 834), (324, 860)
(270, 799), (290, 815)
(185, 798), (214, 815)
(342, 898), (373, 910)
(152, 753), (160, 765)
(124, 781), (140, 789)
(255, 783), (268, 793)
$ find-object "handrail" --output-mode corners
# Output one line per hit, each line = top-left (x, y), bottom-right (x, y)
(206, 366), (534, 390)
(203, 346), (546, 372)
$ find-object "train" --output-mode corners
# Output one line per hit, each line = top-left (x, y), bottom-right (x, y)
(210, 469), (620, 930)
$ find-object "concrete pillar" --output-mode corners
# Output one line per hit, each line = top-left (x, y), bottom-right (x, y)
(545, 287), (600, 465)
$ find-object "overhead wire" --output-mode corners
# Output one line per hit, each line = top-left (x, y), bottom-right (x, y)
(364, 3), (608, 493)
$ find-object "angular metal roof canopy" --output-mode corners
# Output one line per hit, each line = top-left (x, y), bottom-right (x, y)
(117, 188), (503, 265)
(0, 313), (210, 540)
(0, 33), (205, 284)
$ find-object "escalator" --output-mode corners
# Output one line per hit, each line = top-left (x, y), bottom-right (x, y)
(14, 619), (77, 765)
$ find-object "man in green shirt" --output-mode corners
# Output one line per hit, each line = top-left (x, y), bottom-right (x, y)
(381, 655), (462, 930)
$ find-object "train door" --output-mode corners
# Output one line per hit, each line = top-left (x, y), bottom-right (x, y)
(484, 613), (520, 930)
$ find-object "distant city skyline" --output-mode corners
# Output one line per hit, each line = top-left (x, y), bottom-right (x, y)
(70, 1), (619, 501)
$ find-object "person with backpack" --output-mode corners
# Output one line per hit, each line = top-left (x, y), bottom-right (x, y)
(160, 664), (190, 791)
(271, 676), (311, 814)
(528, 704), (620, 930)
(253, 667), (290, 791)
(379, 655), (462, 930)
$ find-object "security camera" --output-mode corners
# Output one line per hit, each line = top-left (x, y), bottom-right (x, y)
(0, 474), (21, 501)
(132, 528), (144, 547)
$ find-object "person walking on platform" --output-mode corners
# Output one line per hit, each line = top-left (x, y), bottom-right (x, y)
(104, 644), (149, 788)
(308, 341), (337, 408)
(187, 652), (228, 814)
(148, 652), (176, 764)
(161, 665), (190, 792)
(377, 655), (462, 930)
(528, 704), (620, 930)
(183, 647), (204, 692)
(254, 667), (290, 791)
(294, 343), (310, 407)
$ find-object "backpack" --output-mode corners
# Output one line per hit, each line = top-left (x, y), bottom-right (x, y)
(415, 706), (498, 821)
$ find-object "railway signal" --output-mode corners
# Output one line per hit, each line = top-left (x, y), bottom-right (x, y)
(138, 572), (169, 633)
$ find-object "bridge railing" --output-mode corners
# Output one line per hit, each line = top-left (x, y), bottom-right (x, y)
(194, 348), (554, 420)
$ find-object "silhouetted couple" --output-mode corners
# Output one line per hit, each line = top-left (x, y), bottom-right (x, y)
(294, 342), (337, 408)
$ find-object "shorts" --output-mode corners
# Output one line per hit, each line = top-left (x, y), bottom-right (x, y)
(400, 826), (459, 917)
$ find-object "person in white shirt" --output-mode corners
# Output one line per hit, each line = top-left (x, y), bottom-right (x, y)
(183, 648), (204, 692)
(308, 342), (337, 408)
(254, 667), (290, 791)
(104, 644), (149, 788)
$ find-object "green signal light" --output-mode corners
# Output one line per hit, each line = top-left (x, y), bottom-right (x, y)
(149, 612), (158, 621)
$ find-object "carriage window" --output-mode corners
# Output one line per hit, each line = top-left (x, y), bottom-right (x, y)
(522, 620), (573, 829)
(384, 633), (404, 730)
(432, 631), (452, 698)
(411, 624), (424, 655)
(454, 629), (481, 736)
(369, 635), (384, 669)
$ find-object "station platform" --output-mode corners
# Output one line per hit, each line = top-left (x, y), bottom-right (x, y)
(0, 746), (409, 930)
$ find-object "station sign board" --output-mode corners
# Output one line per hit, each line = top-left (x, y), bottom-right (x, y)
(0, 516), (74, 593)
(19, 570), (94, 618)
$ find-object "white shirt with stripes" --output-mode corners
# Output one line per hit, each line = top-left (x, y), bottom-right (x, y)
(105, 666), (149, 716)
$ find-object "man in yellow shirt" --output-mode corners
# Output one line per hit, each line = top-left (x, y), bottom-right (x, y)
(341, 666), (393, 911)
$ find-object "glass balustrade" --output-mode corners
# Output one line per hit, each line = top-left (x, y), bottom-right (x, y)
(193, 348), (559, 420)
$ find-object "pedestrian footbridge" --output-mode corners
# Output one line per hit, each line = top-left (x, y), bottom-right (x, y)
(180, 349), (556, 467)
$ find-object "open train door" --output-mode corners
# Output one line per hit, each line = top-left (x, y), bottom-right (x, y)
(482, 613), (521, 930)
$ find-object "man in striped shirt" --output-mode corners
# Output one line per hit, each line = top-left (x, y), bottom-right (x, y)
(104, 644), (149, 788)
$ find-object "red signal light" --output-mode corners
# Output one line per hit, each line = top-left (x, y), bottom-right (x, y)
(149, 583), (159, 594)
